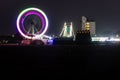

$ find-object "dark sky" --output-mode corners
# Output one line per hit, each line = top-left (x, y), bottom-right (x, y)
(1, 0), (120, 36)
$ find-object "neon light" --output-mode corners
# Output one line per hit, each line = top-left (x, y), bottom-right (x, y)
(17, 7), (48, 39)
(21, 11), (45, 34)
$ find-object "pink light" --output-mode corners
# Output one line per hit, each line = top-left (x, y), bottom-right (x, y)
(17, 7), (48, 39)
(21, 11), (46, 34)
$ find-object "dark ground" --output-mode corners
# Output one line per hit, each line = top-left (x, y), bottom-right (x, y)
(0, 44), (120, 79)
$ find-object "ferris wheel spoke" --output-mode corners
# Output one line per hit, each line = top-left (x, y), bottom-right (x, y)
(27, 26), (32, 34)
(35, 26), (39, 33)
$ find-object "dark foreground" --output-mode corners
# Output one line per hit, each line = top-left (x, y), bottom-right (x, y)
(0, 44), (120, 79)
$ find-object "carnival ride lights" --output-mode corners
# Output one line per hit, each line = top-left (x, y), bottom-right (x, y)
(16, 7), (48, 40)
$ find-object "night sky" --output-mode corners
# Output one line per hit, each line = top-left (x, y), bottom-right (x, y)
(1, 0), (120, 36)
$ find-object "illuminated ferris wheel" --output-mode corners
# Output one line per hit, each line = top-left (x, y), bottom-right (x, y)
(16, 7), (48, 40)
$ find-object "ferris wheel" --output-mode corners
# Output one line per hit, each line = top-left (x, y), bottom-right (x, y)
(16, 7), (48, 40)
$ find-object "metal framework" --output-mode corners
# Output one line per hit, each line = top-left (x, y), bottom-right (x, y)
(60, 22), (74, 38)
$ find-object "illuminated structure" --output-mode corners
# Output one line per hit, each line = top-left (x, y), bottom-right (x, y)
(81, 16), (87, 30)
(85, 22), (90, 30)
(16, 7), (54, 45)
(92, 37), (109, 42)
(86, 22), (96, 36)
(60, 22), (74, 38)
(92, 37), (120, 42)
(81, 16), (96, 36)
(16, 7), (48, 40)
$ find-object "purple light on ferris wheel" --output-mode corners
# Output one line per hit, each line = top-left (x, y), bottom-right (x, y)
(21, 11), (46, 34)
(16, 7), (48, 39)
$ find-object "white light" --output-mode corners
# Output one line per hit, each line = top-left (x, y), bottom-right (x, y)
(108, 37), (120, 41)
(92, 37), (108, 42)
(17, 7), (48, 40)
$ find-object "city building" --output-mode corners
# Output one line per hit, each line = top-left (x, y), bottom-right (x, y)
(75, 30), (91, 44)
(81, 16), (87, 30)
(81, 16), (96, 37)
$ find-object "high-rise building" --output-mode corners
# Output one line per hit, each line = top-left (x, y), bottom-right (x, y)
(81, 16), (96, 36)
(88, 22), (96, 36)
(81, 16), (87, 30)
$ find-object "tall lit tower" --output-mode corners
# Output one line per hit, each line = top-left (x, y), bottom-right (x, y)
(60, 22), (74, 38)
(81, 16), (96, 36)
(88, 22), (96, 36)
(81, 16), (87, 30)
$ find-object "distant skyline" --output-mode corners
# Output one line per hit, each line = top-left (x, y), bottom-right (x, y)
(0, 0), (120, 36)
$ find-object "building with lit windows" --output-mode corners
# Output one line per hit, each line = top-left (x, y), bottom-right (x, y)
(81, 16), (96, 37)
(86, 22), (96, 36)
(81, 16), (87, 30)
